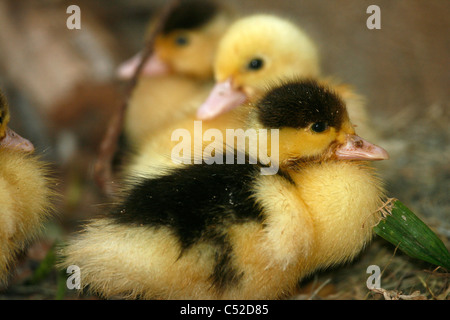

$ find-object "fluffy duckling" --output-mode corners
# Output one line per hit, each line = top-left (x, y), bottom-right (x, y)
(195, 14), (375, 141)
(60, 79), (388, 299)
(119, 0), (235, 148)
(0, 92), (55, 283)
(196, 14), (320, 120)
(126, 14), (322, 176)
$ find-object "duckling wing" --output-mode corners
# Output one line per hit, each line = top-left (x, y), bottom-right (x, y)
(113, 159), (264, 248)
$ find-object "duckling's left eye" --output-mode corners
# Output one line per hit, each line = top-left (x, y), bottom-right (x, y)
(247, 58), (264, 71)
(175, 35), (189, 46)
(311, 122), (328, 133)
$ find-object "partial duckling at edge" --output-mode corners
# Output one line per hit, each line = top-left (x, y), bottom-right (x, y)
(60, 79), (388, 299)
(0, 92), (55, 284)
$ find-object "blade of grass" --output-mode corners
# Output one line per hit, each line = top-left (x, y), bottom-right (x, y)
(374, 200), (450, 269)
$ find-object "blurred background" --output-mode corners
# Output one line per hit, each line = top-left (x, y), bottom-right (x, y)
(0, 0), (448, 299)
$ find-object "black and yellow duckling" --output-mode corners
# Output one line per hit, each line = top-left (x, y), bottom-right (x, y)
(0, 92), (55, 283)
(119, 0), (235, 148)
(60, 79), (388, 299)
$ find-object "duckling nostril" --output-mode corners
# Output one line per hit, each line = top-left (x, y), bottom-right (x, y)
(335, 134), (389, 161)
(354, 139), (364, 148)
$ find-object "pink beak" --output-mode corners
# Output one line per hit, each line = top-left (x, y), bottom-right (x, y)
(335, 134), (389, 161)
(0, 127), (34, 153)
(196, 78), (247, 120)
(116, 52), (169, 79)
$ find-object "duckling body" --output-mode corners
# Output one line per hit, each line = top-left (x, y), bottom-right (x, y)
(124, 75), (211, 148)
(61, 79), (388, 299)
(0, 93), (54, 283)
(62, 159), (382, 299)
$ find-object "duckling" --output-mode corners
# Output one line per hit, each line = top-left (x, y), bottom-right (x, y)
(195, 14), (375, 141)
(117, 0), (234, 80)
(126, 14), (321, 176)
(0, 92), (55, 283)
(196, 14), (320, 120)
(60, 79), (388, 299)
(119, 0), (235, 148)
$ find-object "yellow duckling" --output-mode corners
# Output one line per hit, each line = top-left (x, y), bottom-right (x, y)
(60, 79), (388, 299)
(118, 0), (235, 148)
(196, 14), (320, 120)
(195, 14), (374, 140)
(0, 92), (55, 284)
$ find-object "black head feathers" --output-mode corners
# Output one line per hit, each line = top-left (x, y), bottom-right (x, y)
(162, 0), (219, 34)
(256, 79), (348, 131)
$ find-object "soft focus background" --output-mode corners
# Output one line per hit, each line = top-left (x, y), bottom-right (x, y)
(0, 0), (448, 299)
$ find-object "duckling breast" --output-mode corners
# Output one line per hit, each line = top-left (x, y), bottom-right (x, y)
(294, 161), (385, 267)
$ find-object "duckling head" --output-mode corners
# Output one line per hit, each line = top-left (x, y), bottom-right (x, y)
(0, 91), (34, 152)
(117, 0), (233, 80)
(197, 14), (320, 120)
(251, 79), (388, 168)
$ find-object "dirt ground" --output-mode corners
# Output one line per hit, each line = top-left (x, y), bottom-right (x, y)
(0, 0), (448, 300)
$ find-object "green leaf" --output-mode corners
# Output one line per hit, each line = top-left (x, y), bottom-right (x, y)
(373, 200), (450, 269)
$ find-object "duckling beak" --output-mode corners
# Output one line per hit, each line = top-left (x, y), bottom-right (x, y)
(196, 78), (247, 120)
(335, 134), (389, 161)
(116, 52), (169, 79)
(0, 127), (34, 153)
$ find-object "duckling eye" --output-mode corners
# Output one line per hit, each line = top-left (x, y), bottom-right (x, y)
(174, 35), (189, 46)
(311, 122), (328, 133)
(247, 58), (264, 71)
